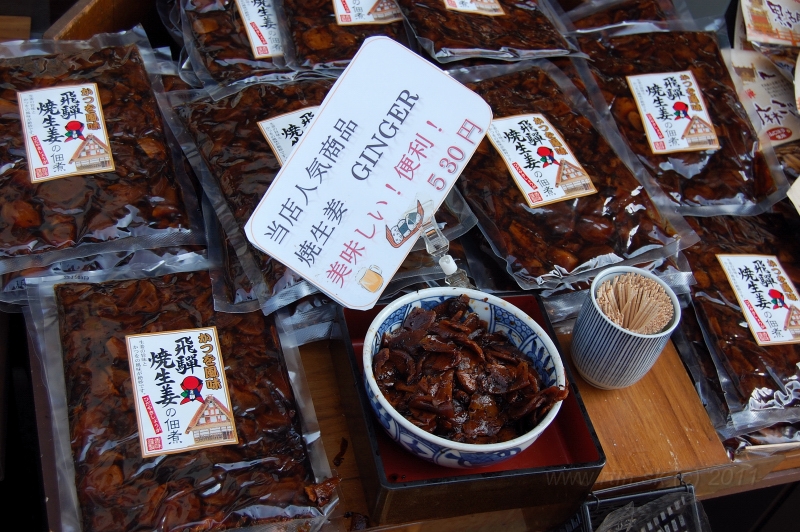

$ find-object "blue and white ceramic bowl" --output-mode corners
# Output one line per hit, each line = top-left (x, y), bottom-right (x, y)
(363, 287), (565, 469)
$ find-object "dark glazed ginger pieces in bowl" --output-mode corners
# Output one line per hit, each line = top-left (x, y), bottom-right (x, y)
(363, 287), (567, 468)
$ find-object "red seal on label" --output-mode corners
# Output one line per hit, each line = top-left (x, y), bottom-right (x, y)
(768, 127), (792, 142)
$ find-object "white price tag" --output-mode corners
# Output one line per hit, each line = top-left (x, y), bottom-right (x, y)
(244, 37), (492, 309)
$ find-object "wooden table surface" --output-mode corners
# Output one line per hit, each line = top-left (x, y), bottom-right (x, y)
(299, 336), (800, 530)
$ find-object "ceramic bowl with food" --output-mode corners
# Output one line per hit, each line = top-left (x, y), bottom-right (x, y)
(363, 287), (566, 468)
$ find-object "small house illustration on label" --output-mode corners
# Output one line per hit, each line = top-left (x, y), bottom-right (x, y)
(555, 161), (592, 194)
(68, 134), (111, 171)
(733, 63), (757, 83)
(369, 0), (402, 20)
(748, 5), (774, 36)
(784, 305), (800, 338)
(473, 0), (503, 13)
(185, 395), (235, 443)
(681, 116), (717, 147)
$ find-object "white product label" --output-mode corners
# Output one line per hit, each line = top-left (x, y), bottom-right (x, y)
(734, 5), (756, 50)
(443, 0), (504, 16)
(717, 254), (800, 346)
(627, 71), (720, 155)
(487, 114), (596, 208)
(259, 107), (320, 165)
(728, 49), (800, 146)
(126, 327), (238, 457)
(234, 0), (284, 58)
(741, 0), (800, 46)
(18, 83), (114, 183)
(333, 0), (403, 25)
(244, 37), (492, 310)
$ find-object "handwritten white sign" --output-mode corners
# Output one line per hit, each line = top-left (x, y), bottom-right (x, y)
(245, 37), (492, 309)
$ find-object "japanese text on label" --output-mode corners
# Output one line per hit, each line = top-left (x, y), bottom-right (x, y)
(18, 83), (115, 183)
(333, 0), (403, 25)
(627, 71), (720, 155)
(234, 0), (284, 58)
(487, 114), (597, 208)
(126, 327), (238, 457)
(718, 254), (800, 346)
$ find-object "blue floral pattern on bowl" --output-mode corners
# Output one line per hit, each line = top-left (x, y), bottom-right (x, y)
(364, 288), (564, 469)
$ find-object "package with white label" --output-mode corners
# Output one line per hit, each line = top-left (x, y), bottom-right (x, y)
(0, 28), (203, 278)
(451, 61), (696, 291)
(281, 0), (409, 69)
(724, 48), (800, 181)
(682, 201), (800, 432)
(562, 0), (692, 30)
(181, 0), (294, 94)
(396, 0), (573, 63)
(573, 21), (789, 216)
(164, 76), (478, 313)
(25, 264), (338, 532)
(739, 0), (800, 81)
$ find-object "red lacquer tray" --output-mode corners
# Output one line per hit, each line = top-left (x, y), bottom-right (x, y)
(331, 293), (605, 526)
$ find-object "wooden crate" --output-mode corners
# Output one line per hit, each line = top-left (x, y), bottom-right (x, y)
(44, 0), (155, 40)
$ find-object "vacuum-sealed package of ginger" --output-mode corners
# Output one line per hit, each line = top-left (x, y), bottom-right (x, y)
(281, 0), (409, 70)
(0, 28), (202, 277)
(683, 201), (800, 432)
(398, 0), (574, 63)
(181, 0), (294, 94)
(573, 21), (789, 215)
(451, 60), (696, 291)
(26, 265), (338, 531)
(563, 0), (692, 30)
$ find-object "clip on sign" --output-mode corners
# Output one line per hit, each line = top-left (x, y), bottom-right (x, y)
(245, 37), (492, 309)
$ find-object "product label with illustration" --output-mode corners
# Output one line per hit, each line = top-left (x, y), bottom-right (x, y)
(245, 37), (492, 310)
(488, 114), (597, 208)
(259, 106), (320, 165)
(18, 83), (115, 183)
(333, 0), (403, 25)
(728, 49), (800, 146)
(443, 0), (504, 16)
(627, 71), (720, 155)
(741, 0), (800, 46)
(126, 327), (238, 458)
(234, 0), (284, 58)
(718, 254), (800, 346)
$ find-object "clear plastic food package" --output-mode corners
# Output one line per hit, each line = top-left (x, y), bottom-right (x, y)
(398, 0), (573, 63)
(452, 61), (696, 290)
(181, 0), (293, 93)
(575, 22), (788, 215)
(683, 202), (800, 431)
(26, 266), (338, 531)
(281, 0), (409, 69)
(0, 28), (202, 276)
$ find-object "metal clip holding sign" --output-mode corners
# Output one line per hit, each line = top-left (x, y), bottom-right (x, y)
(420, 215), (473, 289)
(244, 37), (491, 310)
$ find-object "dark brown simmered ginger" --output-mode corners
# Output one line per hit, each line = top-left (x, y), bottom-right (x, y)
(373, 295), (567, 444)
